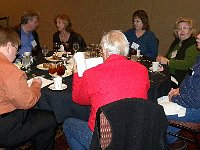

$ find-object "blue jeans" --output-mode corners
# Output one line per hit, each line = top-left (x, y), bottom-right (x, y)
(63, 118), (93, 150)
(167, 108), (200, 144)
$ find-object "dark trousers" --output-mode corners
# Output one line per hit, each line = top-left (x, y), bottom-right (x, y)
(0, 109), (57, 150)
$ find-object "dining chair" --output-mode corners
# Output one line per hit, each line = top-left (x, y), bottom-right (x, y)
(90, 98), (168, 150)
(167, 120), (200, 149)
(0, 16), (9, 27)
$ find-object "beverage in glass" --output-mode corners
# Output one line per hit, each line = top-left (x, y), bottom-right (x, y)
(49, 63), (57, 74)
(57, 63), (65, 76)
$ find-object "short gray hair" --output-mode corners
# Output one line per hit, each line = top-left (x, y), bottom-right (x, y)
(100, 30), (129, 56)
(21, 10), (40, 24)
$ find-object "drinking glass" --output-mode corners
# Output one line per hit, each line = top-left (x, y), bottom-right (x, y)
(22, 56), (31, 73)
(42, 45), (49, 58)
(53, 42), (60, 53)
(48, 63), (57, 75)
(73, 42), (79, 54)
(57, 62), (66, 76)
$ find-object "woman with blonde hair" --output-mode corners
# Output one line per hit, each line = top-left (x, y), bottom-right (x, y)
(157, 17), (200, 86)
(53, 14), (87, 53)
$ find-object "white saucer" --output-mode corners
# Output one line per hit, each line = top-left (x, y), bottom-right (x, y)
(48, 84), (67, 90)
(49, 70), (72, 78)
(36, 64), (49, 70)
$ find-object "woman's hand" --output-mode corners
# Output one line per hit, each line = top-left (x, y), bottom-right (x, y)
(156, 55), (169, 64)
(168, 88), (180, 101)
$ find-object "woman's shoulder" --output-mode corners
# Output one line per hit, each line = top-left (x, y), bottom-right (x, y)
(124, 28), (134, 35)
(145, 30), (156, 36)
(53, 31), (59, 37)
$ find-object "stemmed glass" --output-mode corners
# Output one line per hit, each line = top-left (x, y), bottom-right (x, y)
(73, 42), (79, 54)
(42, 45), (49, 58)
(53, 42), (60, 54)
(22, 56), (31, 73)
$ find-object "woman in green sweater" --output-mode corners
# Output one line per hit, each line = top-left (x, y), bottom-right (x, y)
(157, 17), (200, 85)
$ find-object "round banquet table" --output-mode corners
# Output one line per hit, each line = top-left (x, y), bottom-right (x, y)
(26, 53), (171, 124)
(27, 51), (90, 124)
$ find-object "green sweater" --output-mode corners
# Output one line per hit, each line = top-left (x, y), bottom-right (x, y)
(166, 37), (200, 83)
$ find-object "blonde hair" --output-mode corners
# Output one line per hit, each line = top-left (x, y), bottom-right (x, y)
(54, 14), (72, 31)
(174, 17), (197, 37)
(100, 30), (129, 57)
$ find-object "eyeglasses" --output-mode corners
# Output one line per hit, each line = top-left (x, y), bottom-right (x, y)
(176, 27), (191, 31)
(13, 45), (18, 50)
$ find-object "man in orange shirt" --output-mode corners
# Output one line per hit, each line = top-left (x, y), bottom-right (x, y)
(0, 27), (57, 150)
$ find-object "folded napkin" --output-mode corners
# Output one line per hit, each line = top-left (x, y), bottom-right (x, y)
(27, 77), (53, 88)
(157, 96), (186, 117)
(74, 52), (103, 77)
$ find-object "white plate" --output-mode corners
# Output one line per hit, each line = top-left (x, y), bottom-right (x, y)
(49, 70), (72, 78)
(45, 56), (61, 62)
(36, 64), (49, 70)
(149, 65), (164, 72)
(54, 52), (66, 57)
(48, 83), (67, 90)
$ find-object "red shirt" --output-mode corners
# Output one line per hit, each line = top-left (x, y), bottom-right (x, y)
(72, 54), (150, 131)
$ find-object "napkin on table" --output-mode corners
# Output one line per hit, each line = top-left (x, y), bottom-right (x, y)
(27, 77), (53, 88)
(157, 96), (186, 117)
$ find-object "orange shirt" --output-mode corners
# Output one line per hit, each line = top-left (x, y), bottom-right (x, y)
(0, 53), (41, 115)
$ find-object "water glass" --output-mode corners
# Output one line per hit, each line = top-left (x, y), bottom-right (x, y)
(73, 42), (79, 54)
(42, 45), (49, 58)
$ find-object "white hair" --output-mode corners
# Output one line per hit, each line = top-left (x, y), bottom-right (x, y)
(100, 30), (129, 56)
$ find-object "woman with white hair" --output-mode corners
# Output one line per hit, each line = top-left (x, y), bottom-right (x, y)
(157, 17), (200, 86)
(63, 30), (150, 150)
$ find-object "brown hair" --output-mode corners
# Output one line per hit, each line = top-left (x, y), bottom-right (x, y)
(54, 14), (72, 31)
(0, 27), (20, 47)
(132, 10), (149, 30)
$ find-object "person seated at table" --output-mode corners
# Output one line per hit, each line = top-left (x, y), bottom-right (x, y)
(53, 13), (87, 53)
(156, 17), (200, 86)
(165, 33), (200, 149)
(12, 10), (41, 58)
(124, 10), (158, 60)
(0, 27), (57, 150)
(63, 30), (150, 150)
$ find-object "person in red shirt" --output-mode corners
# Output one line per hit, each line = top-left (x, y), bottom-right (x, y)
(63, 30), (150, 150)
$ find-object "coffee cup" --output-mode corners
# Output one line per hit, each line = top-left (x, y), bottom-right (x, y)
(136, 50), (140, 57)
(152, 62), (159, 72)
(53, 76), (62, 90)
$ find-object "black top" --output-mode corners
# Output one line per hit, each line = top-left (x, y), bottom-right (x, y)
(53, 30), (87, 53)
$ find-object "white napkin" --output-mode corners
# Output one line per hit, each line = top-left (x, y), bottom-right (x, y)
(27, 77), (53, 88)
(74, 52), (87, 77)
(157, 96), (186, 117)
(74, 52), (103, 77)
(85, 57), (103, 70)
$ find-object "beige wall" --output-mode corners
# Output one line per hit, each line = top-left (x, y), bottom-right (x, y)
(0, 0), (200, 55)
